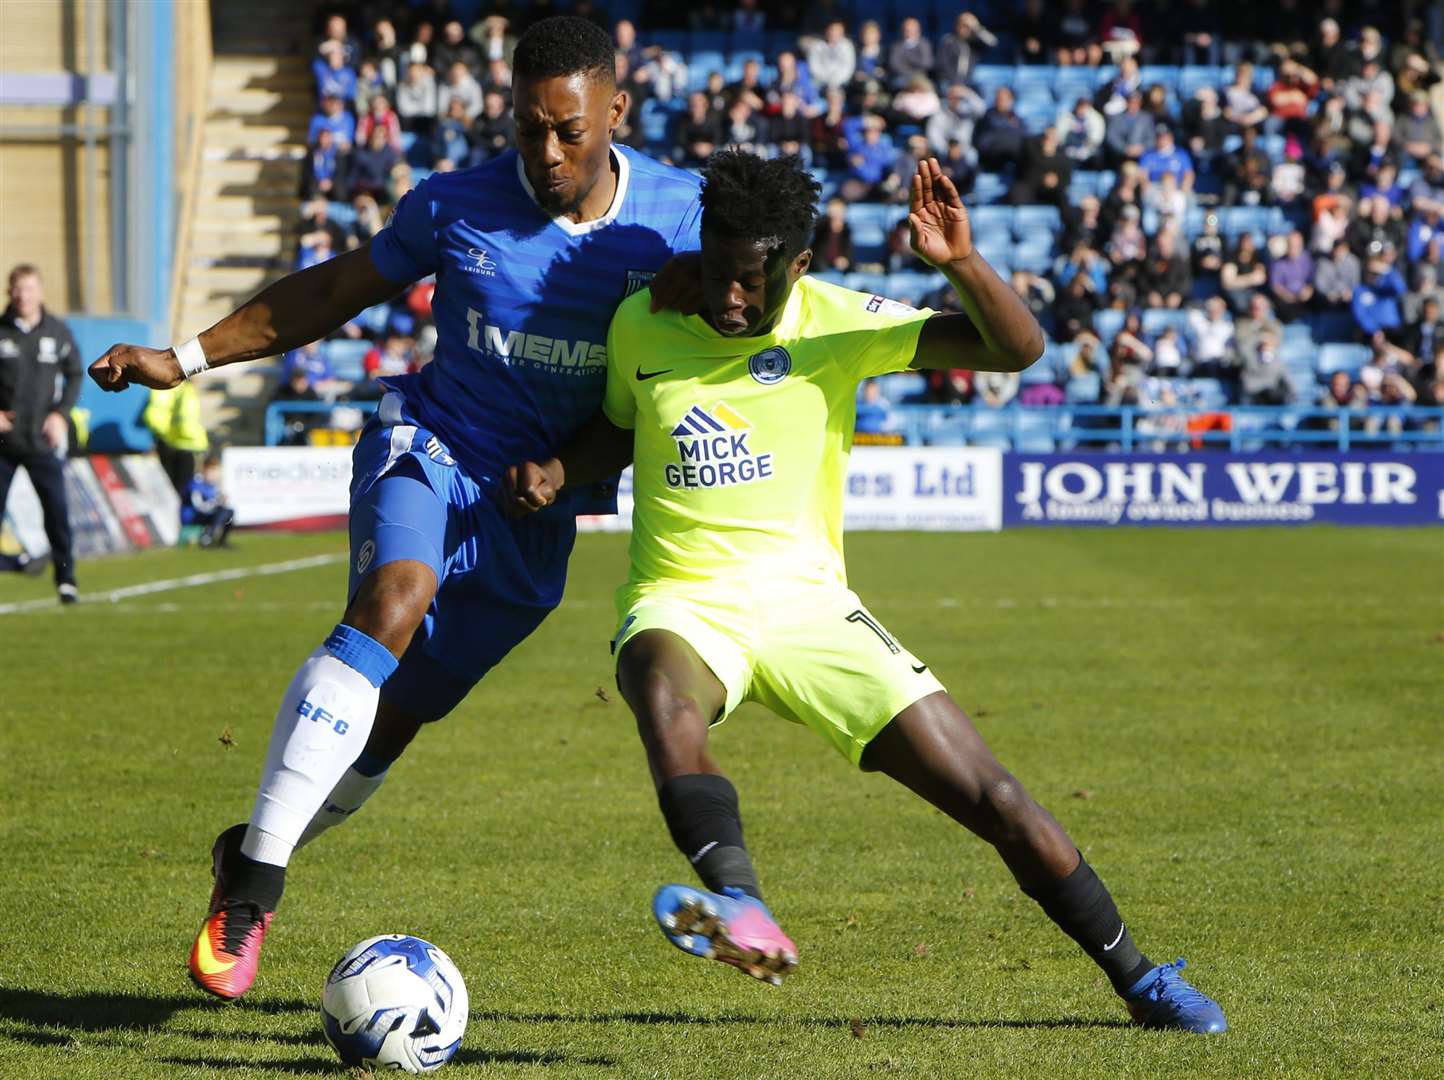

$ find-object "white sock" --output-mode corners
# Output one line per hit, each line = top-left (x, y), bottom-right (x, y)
(296, 765), (390, 848)
(241, 647), (380, 868)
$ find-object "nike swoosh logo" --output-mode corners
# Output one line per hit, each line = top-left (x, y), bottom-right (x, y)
(1102, 924), (1126, 952)
(635, 366), (673, 381)
(911, 663), (928, 674)
(193, 926), (236, 975)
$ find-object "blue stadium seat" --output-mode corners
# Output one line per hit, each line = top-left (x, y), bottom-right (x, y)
(969, 409), (1014, 449)
(971, 65), (1013, 100)
(1318, 343), (1369, 377)
(844, 271), (889, 296)
(1187, 378), (1229, 409)
(1066, 372), (1102, 402)
(1281, 323), (1314, 348)
(874, 371), (927, 403)
(325, 200), (357, 226)
(1015, 409), (1061, 452)
(1141, 308), (1190, 337)
(887, 270), (939, 304)
(971, 173), (1010, 204)
(1055, 74), (1094, 108)
(689, 50), (725, 82)
(324, 339), (371, 382)
(1014, 204), (1062, 238)
(846, 203), (891, 248)
(1016, 98), (1056, 134)
(1178, 65), (1224, 100)
(1139, 66), (1180, 93)
(1092, 65), (1119, 88)
(1014, 66), (1055, 93)
(1260, 134), (1286, 163)
(923, 410), (972, 446)
(969, 205), (1015, 235)
(1094, 308), (1125, 343)
(1012, 247), (1055, 275)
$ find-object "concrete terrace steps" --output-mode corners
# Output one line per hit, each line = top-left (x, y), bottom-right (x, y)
(176, 39), (314, 440)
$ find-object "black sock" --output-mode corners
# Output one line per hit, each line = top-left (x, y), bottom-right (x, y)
(219, 826), (286, 911)
(657, 774), (762, 901)
(1022, 856), (1152, 994)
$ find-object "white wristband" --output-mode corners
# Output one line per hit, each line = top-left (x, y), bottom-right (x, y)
(173, 336), (209, 379)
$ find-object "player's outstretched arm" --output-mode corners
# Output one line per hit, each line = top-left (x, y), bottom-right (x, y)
(906, 158), (1045, 374)
(88, 242), (407, 391)
(503, 410), (634, 517)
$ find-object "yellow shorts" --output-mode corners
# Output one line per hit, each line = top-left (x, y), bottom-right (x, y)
(613, 577), (946, 767)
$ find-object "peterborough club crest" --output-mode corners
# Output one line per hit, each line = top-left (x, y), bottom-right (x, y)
(747, 346), (791, 385)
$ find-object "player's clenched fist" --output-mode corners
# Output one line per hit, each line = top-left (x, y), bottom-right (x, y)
(88, 343), (184, 392)
(502, 459), (564, 516)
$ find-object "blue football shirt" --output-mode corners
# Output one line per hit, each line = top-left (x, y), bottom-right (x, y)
(369, 144), (703, 514)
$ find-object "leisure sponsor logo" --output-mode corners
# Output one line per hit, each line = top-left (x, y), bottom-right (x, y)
(462, 248), (498, 276)
(665, 403), (774, 490)
(747, 346), (791, 385)
(1006, 454), (1442, 527)
(464, 307), (605, 374)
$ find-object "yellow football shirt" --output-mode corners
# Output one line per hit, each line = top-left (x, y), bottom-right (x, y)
(603, 275), (935, 587)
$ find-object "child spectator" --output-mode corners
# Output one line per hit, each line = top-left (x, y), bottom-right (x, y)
(182, 454), (235, 548)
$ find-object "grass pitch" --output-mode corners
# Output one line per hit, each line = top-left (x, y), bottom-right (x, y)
(0, 527), (1440, 1079)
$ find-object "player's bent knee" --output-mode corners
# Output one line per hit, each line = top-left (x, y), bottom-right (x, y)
(976, 773), (1038, 842)
(344, 560), (437, 656)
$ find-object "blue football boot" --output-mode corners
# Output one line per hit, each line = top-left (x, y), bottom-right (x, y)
(1123, 957), (1228, 1033)
(652, 884), (798, 986)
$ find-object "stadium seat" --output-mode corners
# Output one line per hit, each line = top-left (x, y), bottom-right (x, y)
(324, 339), (371, 382)
(1187, 378), (1229, 409)
(874, 371), (927, 403)
(922, 410), (972, 446)
(1318, 343), (1370, 377)
(1179, 65), (1226, 100)
(1066, 372), (1102, 402)
(969, 205), (1015, 235)
(1013, 66), (1056, 94)
(971, 65), (1012, 100)
(1094, 308), (1125, 343)
(1014, 205), (1062, 238)
(886, 270), (939, 304)
(1141, 308), (1190, 337)
(1139, 66), (1181, 93)
(969, 408), (1013, 449)
(971, 173), (1010, 204)
(1015, 409), (1060, 451)
(688, 30), (729, 53)
(1092, 64), (1119, 88)
(1055, 74), (1095, 108)
(844, 271), (889, 296)
(1281, 323), (1314, 348)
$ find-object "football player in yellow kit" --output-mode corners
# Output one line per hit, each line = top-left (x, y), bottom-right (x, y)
(504, 151), (1226, 1033)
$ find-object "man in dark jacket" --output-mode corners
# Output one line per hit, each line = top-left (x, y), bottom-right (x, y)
(0, 265), (80, 601)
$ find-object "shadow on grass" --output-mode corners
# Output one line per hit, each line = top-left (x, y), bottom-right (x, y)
(156, 1056), (341, 1076)
(472, 1009), (1132, 1031)
(0, 986), (312, 1033)
(455, 1048), (618, 1067)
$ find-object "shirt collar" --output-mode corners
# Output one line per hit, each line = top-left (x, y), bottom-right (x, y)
(515, 144), (629, 237)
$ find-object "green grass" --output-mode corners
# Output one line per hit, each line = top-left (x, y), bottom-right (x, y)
(1, 527), (1441, 1079)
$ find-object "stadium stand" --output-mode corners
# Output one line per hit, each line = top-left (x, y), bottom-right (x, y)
(258, 1), (1444, 450)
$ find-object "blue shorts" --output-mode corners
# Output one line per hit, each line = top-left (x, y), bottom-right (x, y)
(347, 396), (576, 722)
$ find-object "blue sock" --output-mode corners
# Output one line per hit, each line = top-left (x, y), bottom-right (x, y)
(323, 624), (399, 688)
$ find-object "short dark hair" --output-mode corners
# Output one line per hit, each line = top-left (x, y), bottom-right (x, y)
(8, 264), (40, 287)
(700, 150), (821, 263)
(512, 16), (615, 85)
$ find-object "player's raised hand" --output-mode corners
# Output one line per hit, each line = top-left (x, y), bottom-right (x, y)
(909, 157), (973, 268)
(502, 459), (564, 516)
(89, 343), (184, 392)
(649, 251), (704, 315)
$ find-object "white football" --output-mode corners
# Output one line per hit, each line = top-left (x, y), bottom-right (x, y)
(321, 934), (468, 1074)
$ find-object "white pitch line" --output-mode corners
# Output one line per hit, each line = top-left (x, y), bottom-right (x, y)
(0, 552), (347, 615)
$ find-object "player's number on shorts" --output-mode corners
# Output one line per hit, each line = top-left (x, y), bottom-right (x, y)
(846, 609), (901, 655)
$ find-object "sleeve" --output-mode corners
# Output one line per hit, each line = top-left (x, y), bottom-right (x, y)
(669, 195), (703, 254)
(831, 286), (937, 381)
(601, 309), (638, 430)
(369, 181), (438, 284)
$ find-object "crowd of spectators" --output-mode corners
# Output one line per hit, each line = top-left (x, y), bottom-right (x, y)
(279, 1), (1444, 443)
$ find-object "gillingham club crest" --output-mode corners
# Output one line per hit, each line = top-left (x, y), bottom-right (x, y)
(748, 346), (791, 385)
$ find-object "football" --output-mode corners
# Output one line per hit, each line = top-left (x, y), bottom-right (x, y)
(320, 934), (468, 1074)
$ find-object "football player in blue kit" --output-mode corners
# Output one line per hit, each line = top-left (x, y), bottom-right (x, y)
(88, 17), (703, 1000)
